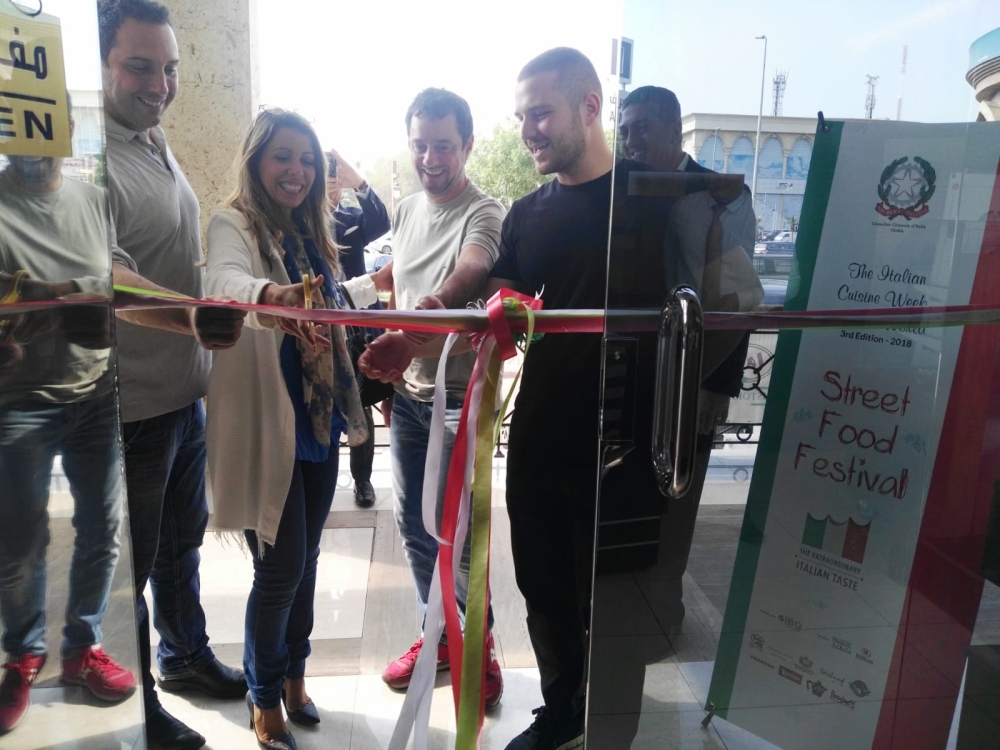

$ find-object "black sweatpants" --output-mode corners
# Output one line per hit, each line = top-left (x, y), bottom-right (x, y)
(505, 449), (599, 719)
(506, 439), (710, 743)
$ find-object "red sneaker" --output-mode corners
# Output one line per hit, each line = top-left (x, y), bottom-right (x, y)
(382, 638), (449, 690)
(484, 632), (503, 708)
(0, 653), (46, 735)
(61, 647), (136, 702)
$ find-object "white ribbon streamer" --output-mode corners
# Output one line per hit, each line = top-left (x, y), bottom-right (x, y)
(388, 334), (493, 750)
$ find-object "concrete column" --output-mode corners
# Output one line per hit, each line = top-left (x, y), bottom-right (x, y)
(161, 0), (259, 237)
(782, 149), (790, 179)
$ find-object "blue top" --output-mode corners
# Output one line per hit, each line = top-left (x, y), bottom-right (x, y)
(332, 185), (391, 281)
(279, 228), (347, 462)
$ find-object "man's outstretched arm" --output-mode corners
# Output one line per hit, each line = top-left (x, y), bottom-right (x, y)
(359, 275), (520, 383)
(113, 264), (246, 350)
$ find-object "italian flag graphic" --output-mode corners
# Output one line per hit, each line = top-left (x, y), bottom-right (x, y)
(802, 514), (871, 565)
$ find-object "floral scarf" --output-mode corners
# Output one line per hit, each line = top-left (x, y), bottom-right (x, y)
(281, 231), (369, 448)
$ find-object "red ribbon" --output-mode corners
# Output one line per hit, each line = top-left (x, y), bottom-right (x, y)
(436, 290), (542, 721)
(8, 290), (1000, 336)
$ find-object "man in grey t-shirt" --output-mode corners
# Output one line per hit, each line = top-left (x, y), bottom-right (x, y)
(379, 89), (507, 706)
(0, 117), (139, 738)
(98, 2), (246, 749)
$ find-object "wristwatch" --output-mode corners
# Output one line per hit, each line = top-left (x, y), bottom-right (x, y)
(355, 180), (369, 194)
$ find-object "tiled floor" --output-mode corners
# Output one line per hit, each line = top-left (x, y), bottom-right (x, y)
(6, 686), (144, 750)
(7, 440), (1000, 749)
(157, 669), (545, 750)
(149, 527), (374, 645)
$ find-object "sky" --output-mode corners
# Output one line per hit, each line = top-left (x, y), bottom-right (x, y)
(32, 0), (1000, 166)
(254, 0), (1000, 165)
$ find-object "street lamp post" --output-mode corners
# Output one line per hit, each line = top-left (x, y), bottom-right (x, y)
(751, 34), (767, 205)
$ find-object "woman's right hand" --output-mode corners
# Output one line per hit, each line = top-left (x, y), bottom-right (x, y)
(261, 276), (329, 348)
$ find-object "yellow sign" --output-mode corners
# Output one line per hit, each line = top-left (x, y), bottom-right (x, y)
(0, 1), (71, 157)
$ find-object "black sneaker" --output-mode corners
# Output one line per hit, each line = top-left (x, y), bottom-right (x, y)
(504, 707), (584, 750)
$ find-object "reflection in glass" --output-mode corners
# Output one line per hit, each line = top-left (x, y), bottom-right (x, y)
(755, 136), (784, 180)
(727, 135), (755, 184)
(0, 3), (142, 748)
(590, 80), (764, 748)
(592, 3), (1000, 748)
(785, 138), (812, 180)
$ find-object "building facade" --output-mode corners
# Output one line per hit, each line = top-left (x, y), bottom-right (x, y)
(967, 26), (1000, 122)
(681, 113), (817, 234)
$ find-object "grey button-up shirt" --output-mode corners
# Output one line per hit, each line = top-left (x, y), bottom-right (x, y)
(105, 114), (210, 422)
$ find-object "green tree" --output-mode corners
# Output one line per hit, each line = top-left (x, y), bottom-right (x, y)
(364, 151), (423, 216)
(466, 118), (551, 209)
(360, 120), (620, 215)
(606, 127), (621, 158)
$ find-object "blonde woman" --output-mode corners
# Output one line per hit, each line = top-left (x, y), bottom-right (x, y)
(205, 108), (378, 750)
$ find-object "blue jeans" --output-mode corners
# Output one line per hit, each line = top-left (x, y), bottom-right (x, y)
(121, 402), (213, 710)
(244, 449), (339, 709)
(0, 394), (122, 657)
(389, 394), (494, 639)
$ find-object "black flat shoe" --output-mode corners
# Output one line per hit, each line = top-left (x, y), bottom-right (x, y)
(354, 479), (376, 508)
(145, 706), (206, 750)
(246, 692), (297, 750)
(158, 658), (247, 699)
(281, 687), (320, 725)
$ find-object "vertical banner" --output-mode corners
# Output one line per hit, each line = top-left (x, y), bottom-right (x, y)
(0, 1), (71, 157)
(708, 120), (1000, 750)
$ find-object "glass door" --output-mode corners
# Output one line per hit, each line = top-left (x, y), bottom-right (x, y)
(0, 0), (144, 748)
(591, 2), (1000, 748)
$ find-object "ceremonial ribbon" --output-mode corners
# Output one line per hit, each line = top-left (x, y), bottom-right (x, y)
(453, 291), (540, 749)
(10, 285), (1000, 750)
(6, 285), (1000, 335)
(388, 290), (541, 750)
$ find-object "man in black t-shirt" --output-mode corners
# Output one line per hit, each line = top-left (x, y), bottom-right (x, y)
(482, 48), (621, 750)
(484, 50), (751, 750)
(358, 48), (744, 750)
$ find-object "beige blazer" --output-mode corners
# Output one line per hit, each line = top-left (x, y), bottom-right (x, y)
(204, 208), (295, 548)
(205, 209), (373, 547)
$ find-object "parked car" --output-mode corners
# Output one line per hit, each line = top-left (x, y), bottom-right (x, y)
(753, 241), (795, 279)
(364, 249), (392, 274)
(753, 241), (795, 255)
(365, 233), (392, 254)
(760, 277), (788, 306)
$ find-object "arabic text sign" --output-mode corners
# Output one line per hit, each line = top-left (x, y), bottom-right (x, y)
(0, 4), (70, 157)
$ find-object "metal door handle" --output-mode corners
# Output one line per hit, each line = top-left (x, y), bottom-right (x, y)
(651, 286), (704, 498)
